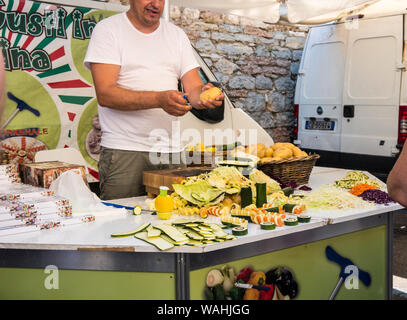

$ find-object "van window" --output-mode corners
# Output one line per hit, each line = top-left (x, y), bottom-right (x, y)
(304, 41), (345, 100)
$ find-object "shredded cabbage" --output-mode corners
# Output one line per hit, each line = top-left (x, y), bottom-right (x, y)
(302, 186), (375, 210)
(335, 171), (384, 190)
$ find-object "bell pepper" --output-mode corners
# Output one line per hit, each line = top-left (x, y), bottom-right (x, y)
(259, 284), (274, 300)
(236, 266), (253, 283)
(243, 288), (260, 300)
(248, 271), (266, 286)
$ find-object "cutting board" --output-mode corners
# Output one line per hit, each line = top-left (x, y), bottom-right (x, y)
(142, 167), (214, 198)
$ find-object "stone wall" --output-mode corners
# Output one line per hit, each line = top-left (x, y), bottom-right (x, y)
(108, 2), (309, 142)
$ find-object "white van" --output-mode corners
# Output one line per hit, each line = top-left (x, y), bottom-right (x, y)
(294, 13), (407, 177)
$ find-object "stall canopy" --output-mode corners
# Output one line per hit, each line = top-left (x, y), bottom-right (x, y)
(170, 0), (407, 24)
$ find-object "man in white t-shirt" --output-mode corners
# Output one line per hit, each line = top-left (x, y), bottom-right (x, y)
(84, 0), (224, 200)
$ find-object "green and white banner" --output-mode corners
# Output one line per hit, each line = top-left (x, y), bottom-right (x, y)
(0, 0), (118, 181)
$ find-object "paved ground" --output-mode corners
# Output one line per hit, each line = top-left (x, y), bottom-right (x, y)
(393, 210), (407, 299)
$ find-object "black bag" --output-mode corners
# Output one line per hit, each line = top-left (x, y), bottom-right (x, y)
(190, 101), (224, 124)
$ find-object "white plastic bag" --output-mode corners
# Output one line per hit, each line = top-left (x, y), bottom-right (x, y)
(49, 170), (126, 217)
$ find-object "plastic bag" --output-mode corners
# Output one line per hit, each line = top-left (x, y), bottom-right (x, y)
(49, 170), (126, 217)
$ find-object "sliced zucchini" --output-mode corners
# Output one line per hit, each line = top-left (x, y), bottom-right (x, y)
(221, 216), (249, 228)
(232, 226), (248, 236)
(186, 240), (204, 247)
(264, 206), (280, 213)
(154, 224), (189, 242)
(260, 222), (276, 230)
(110, 222), (150, 238)
(133, 206), (142, 215)
(160, 234), (189, 246)
(282, 187), (294, 197)
(284, 216), (298, 226)
(186, 230), (204, 241)
(147, 225), (161, 238)
(283, 203), (296, 213)
(134, 232), (174, 251)
(298, 214), (311, 223)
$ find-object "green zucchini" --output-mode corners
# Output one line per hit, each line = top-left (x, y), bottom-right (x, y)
(146, 225), (161, 238)
(256, 183), (267, 208)
(110, 222), (150, 238)
(240, 186), (253, 208)
(298, 214), (311, 223)
(154, 224), (189, 243)
(232, 226), (248, 236)
(284, 216), (298, 226)
(260, 222), (276, 230)
(160, 234), (189, 246)
(186, 240), (204, 247)
(283, 203), (296, 213)
(282, 187), (294, 197)
(185, 230), (204, 241)
(231, 214), (252, 221)
(265, 206), (280, 213)
(134, 232), (174, 251)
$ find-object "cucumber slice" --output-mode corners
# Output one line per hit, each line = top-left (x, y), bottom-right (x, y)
(284, 216), (298, 226)
(256, 183), (267, 208)
(240, 186), (253, 208)
(260, 222), (276, 230)
(134, 231), (174, 251)
(298, 214), (311, 223)
(110, 222), (151, 238)
(232, 226), (248, 236)
(133, 206), (142, 215)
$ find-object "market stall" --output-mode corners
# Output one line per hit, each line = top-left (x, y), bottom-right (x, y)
(0, 164), (401, 300)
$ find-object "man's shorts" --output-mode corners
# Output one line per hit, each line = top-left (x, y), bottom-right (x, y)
(98, 147), (186, 200)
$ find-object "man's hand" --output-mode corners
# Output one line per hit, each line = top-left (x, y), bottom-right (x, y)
(181, 68), (225, 110)
(196, 83), (225, 110)
(159, 90), (192, 116)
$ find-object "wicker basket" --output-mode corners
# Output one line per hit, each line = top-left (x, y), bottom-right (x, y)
(257, 154), (320, 185)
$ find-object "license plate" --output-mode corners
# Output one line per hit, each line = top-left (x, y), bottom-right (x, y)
(305, 120), (335, 130)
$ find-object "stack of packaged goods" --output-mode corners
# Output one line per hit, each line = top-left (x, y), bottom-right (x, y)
(0, 164), (21, 183)
(0, 172), (95, 236)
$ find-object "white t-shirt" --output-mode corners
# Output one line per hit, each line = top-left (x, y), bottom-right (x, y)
(84, 13), (199, 153)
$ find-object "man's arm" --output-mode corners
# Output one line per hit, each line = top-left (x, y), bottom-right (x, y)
(181, 68), (224, 110)
(90, 63), (192, 117)
(387, 144), (407, 207)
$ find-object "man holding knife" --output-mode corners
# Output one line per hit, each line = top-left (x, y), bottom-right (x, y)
(84, 0), (224, 200)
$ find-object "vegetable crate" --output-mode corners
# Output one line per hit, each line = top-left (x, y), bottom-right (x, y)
(257, 154), (320, 185)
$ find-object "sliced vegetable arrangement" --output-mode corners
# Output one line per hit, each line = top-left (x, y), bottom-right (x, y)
(111, 218), (238, 251)
(114, 169), (396, 252)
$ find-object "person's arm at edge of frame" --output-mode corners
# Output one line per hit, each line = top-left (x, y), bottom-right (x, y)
(387, 143), (407, 207)
(89, 62), (192, 117)
(181, 67), (224, 110)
